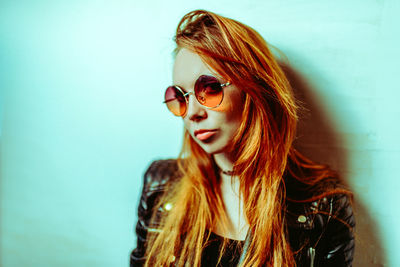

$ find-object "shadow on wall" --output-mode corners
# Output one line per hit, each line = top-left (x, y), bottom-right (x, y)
(281, 63), (386, 267)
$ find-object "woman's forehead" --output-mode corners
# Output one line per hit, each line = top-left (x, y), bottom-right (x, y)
(172, 48), (215, 86)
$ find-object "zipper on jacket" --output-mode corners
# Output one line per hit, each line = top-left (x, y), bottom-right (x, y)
(237, 230), (251, 266)
(309, 247), (315, 267)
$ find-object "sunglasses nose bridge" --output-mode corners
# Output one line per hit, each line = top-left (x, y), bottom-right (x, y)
(185, 90), (206, 118)
(183, 91), (195, 102)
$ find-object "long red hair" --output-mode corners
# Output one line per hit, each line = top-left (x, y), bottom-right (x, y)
(144, 10), (350, 266)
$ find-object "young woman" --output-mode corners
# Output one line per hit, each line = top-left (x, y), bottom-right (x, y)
(130, 9), (355, 267)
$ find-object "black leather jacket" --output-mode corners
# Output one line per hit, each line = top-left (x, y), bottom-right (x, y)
(130, 159), (355, 267)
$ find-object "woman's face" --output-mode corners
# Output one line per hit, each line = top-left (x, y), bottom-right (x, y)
(172, 48), (244, 155)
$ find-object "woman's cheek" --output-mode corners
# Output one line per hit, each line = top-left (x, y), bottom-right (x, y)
(213, 90), (238, 113)
(213, 92), (244, 123)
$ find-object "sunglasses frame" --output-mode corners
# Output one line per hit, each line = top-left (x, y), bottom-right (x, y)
(163, 75), (231, 117)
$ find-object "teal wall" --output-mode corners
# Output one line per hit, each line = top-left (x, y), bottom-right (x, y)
(1, 0), (399, 266)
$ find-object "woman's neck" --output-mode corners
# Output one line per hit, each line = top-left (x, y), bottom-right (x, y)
(213, 152), (241, 185)
(213, 152), (234, 173)
(212, 152), (249, 240)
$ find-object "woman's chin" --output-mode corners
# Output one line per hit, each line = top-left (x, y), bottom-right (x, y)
(198, 143), (228, 155)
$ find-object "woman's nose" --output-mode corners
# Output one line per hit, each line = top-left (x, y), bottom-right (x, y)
(186, 93), (207, 121)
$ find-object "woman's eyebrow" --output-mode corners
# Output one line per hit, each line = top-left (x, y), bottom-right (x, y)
(173, 73), (223, 92)
(172, 79), (192, 92)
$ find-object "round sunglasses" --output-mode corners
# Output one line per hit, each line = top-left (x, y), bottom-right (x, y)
(163, 75), (231, 117)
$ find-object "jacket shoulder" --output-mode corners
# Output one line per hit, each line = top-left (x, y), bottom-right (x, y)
(143, 159), (181, 192)
(130, 159), (182, 266)
(283, 161), (355, 265)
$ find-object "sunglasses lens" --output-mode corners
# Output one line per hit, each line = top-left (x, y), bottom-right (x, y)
(164, 86), (186, 116)
(195, 75), (223, 108)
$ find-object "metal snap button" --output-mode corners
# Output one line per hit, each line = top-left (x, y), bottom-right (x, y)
(297, 215), (307, 223)
(164, 202), (173, 211)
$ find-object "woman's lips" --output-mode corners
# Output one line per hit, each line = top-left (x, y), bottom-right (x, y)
(194, 130), (217, 141)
